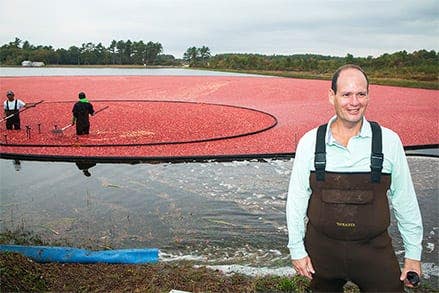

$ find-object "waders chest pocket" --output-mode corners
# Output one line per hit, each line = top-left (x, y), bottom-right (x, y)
(321, 189), (374, 205)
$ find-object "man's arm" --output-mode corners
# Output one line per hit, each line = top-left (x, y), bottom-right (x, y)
(89, 104), (95, 115)
(24, 103), (37, 108)
(387, 131), (423, 285)
(17, 100), (31, 108)
(286, 130), (315, 278)
(72, 104), (78, 124)
(388, 134), (423, 260)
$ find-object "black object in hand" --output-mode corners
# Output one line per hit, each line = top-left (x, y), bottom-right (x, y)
(407, 271), (420, 286)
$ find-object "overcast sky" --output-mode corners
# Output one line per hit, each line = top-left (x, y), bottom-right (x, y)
(1, 0), (437, 58)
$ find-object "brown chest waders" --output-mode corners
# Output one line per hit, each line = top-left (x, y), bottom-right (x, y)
(305, 122), (403, 292)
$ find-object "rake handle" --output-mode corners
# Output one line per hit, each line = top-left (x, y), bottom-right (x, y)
(93, 105), (109, 115)
(0, 100), (44, 123)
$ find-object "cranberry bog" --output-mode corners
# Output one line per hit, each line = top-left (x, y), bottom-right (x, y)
(0, 76), (438, 162)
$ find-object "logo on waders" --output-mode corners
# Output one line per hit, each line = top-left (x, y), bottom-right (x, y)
(336, 222), (356, 228)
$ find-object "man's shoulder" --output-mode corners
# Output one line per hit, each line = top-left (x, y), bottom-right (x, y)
(303, 126), (320, 140)
(375, 123), (401, 141)
(297, 127), (320, 147)
(369, 122), (403, 151)
(72, 102), (84, 110)
(73, 101), (86, 107)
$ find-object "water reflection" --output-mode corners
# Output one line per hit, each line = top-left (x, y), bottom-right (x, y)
(13, 159), (21, 171)
(75, 161), (97, 177)
(0, 67), (268, 77)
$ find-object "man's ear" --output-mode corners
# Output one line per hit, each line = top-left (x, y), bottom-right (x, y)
(328, 89), (335, 105)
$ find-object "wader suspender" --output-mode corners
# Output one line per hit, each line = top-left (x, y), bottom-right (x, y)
(369, 121), (384, 183)
(5, 100), (18, 111)
(314, 121), (383, 183)
(314, 124), (327, 181)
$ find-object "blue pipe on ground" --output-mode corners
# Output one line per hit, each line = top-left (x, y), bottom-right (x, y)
(0, 244), (159, 264)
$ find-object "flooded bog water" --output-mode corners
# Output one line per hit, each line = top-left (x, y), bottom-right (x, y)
(0, 155), (437, 285)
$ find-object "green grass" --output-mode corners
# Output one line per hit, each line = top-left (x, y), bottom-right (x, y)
(0, 252), (49, 292)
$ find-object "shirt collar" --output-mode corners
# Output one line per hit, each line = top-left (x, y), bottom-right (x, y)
(326, 116), (371, 145)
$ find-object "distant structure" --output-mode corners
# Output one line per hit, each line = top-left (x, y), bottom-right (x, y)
(21, 61), (45, 67)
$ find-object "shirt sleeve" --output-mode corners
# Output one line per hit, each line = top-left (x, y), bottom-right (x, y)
(286, 130), (314, 259)
(388, 132), (423, 260)
(17, 100), (26, 109)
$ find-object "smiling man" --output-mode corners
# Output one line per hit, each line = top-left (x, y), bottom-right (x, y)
(286, 64), (423, 292)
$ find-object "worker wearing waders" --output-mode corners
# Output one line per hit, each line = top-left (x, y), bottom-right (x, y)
(3, 90), (27, 130)
(286, 64), (423, 292)
(72, 92), (94, 135)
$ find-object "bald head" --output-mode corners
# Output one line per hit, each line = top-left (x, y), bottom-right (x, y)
(331, 64), (369, 94)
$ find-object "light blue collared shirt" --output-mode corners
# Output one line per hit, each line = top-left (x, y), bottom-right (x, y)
(286, 116), (423, 260)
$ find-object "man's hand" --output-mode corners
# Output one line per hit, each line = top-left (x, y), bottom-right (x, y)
(400, 258), (422, 288)
(292, 256), (315, 279)
(25, 103), (36, 108)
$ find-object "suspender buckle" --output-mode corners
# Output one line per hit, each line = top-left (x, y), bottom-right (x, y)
(314, 153), (326, 167)
(370, 153), (383, 171)
(370, 153), (383, 183)
(314, 152), (326, 181)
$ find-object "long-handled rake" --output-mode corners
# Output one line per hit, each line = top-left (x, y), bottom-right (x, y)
(0, 100), (44, 123)
(52, 124), (74, 134)
(52, 105), (109, 134)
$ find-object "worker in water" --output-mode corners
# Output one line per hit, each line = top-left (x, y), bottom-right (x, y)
(3, 90), (32, 130)
(72, 92), (95, 135)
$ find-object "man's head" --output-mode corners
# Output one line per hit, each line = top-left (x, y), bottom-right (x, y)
(329, 64), (370, 126)
(6, 90), (15, 101)
(331, 64), (369, 94)
(78, 92), (86, 100)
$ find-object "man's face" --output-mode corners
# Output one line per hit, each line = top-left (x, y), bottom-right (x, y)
(7, 94), (14, 101)
(329, 68), (369, 126)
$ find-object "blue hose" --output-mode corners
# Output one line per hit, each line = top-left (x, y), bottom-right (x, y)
(0, 244), (159, 264)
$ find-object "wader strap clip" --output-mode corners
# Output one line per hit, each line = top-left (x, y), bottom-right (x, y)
(314, 124), (327, 181)
(370, 121), (383, 183)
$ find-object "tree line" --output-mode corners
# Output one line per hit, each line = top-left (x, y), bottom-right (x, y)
(183, 46), (211, 66)
(205, 51), (438, 82)
(0, 38), (177, 66)
(1, 38), (437, 82)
